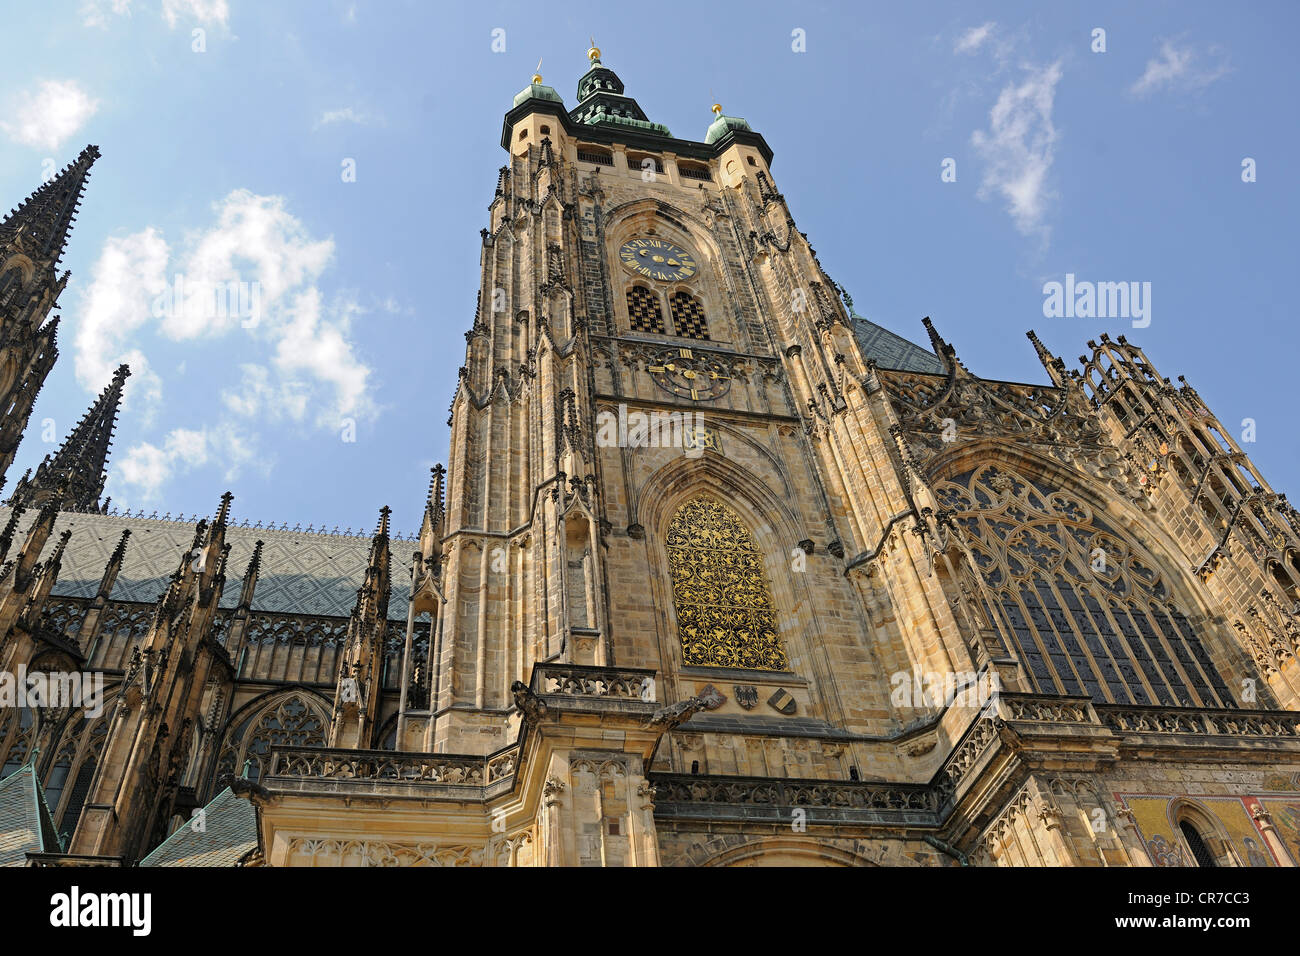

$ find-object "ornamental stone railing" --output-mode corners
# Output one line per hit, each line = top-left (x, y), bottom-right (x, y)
(996, 693), (1095, 724)
(529, 662), (660, 716)
(265, 743), (521, 800)
(261, 691), (1300, 816)
(650, 772), (938, 826)
(1096, 704), (1300, 738)
(530, 662), (658, 700)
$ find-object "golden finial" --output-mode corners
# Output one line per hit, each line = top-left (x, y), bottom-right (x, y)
(712, 102), (723, 116)
(532, 57), (543, 85)
(587, 36), (601, 63)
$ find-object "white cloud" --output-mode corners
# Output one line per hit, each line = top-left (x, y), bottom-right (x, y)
(160, 189), (333, 339)
(971, 60), (1063, 240)
(221, 363), (309, 421)
(1130, 39), (1230, 97)
(115, 427), (208, 499)
(1, 80), (99, 151)
(83, 0), (227, 28)
(955, 22), (996, 55)
(73, 227), (168, 407)
(111, 421), (257, 503)
(155, 189), (373, 427)
(78, 189), (376, 500)
(161, 0), (229, 27)
(81, 0), (131, 29)
(315, 107), (381, 128)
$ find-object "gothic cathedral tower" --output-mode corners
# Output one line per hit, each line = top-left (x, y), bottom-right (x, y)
(7, 50), (1289, 869)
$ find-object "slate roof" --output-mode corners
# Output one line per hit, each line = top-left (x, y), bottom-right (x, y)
(0, 507), (417, 620)
(139, 787), (258, 867)
(0, 762), (60, 866)
(851, 316), (947, 375)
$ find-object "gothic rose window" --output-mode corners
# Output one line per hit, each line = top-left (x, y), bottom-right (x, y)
(933, 463), (1235, 707)
(669, 291), (710, 340)
(626, 285), (665, 333)
(666, 495), (789, 671)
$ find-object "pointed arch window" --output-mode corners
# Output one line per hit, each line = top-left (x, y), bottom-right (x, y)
(216, 693), (327, 783)
(1179, 820), (1218, 867)
(933, 463), (1236, 707)
(0, 707), (34, 780)
(666, 496), (789, 670)
(669, 291), (710, 340)
(626, 285), (666, 333)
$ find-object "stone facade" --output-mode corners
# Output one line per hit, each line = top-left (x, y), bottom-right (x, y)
(2, 47), (1299, 867)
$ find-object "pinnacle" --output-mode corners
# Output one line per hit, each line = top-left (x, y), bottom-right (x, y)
(6, 362), (130, 511)
(0, 144), (101, 267)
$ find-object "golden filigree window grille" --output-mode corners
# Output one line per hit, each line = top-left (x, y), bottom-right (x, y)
(668, 291), (710, 340)
(626, 285), (666, 334)
(933, 464), (1235, 707)
(666, 496), (789, 671)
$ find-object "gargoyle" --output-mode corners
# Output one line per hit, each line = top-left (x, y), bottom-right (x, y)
(644, 695), (706, 733)
(511, 680), (548, 724)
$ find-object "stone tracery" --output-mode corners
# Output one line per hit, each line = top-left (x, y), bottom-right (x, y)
(934, 463), (1235, 707)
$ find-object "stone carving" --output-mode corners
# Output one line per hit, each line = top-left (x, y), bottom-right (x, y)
(767, 688), (796, 715)
(645, 696), (707, 732)
(511, 680), (549, 723)
(696, 684), (726, 709)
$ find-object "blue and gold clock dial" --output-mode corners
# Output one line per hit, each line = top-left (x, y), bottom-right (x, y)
(619, 238), (697, 282)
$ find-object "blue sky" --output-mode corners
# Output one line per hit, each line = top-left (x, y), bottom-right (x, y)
(1, 1), (1296, 534)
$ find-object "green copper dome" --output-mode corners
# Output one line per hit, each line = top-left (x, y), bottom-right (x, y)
(705, 112), (753, 145)
(513, 82), (563, 109)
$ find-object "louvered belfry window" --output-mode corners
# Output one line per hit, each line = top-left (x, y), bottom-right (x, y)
(669, 291), (710, 340)
(626, 285), (666, 333)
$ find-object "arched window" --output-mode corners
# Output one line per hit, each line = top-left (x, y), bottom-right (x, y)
(59, 758), (98, 842)
(669, 291), (710, 340)
(55, 717), (108, 843)
(215, 693), (328, 783)
(1179, 820), (1217, 867)
(933, 463), (1236, 707)
(626, 285), (666, 333)
(0, 707), (34, 779)
(666, 496), (788, 670)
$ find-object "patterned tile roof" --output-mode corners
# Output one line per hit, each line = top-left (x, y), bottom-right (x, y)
(0, 762), (60, 866)
(851, 316), (947, 375)
(0, 508), (417, 620)
(139, 787), (257, 867)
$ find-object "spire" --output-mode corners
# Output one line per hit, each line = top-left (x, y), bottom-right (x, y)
(0, 145), (100, 268)
(1026, 329), (1069, 386)
(237, 539), (263, 609)
(569, 43), (670, 136)
(96, 528), (130, 600)
(8, 363), (128, 511)
(357, 506), (392, 624)
(920, 317), (963, 374)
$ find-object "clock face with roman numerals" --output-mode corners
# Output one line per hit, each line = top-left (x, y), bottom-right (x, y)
(619, 238), (697, 282)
